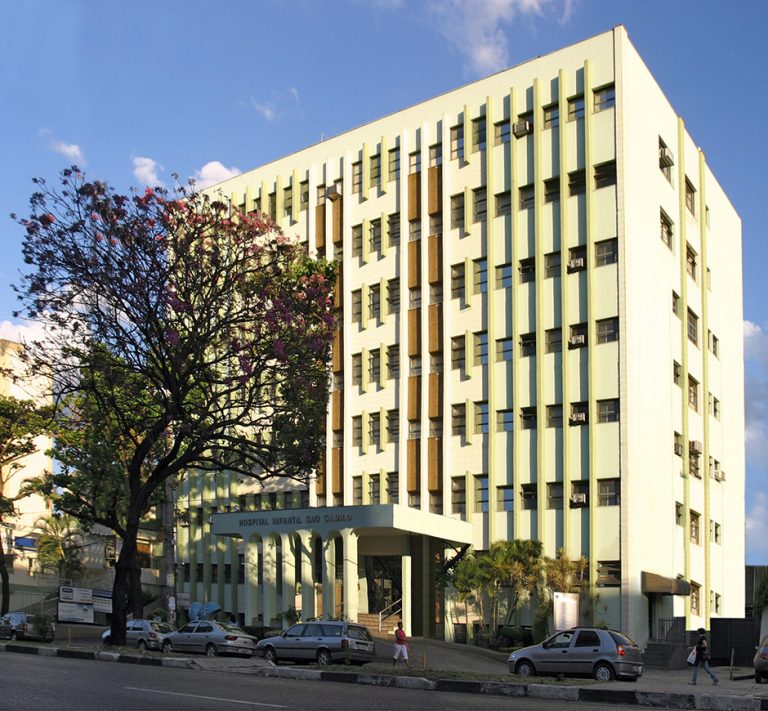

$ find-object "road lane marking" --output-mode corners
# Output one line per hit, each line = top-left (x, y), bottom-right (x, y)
(125, 687), (287, 707)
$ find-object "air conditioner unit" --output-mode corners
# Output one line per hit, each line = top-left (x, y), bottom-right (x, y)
(674, 443), (684, 457)
(568, 257), (585, 271)
(714, 470), (725, 481)
(570, 493), (587, 505)
(689, 440), (703, 454)
(512, 120), (532, 138)
(659, 146), (675, 167)
(325, 185), (343, 201)
(569, 335), (586, 347)
(569, 412), (587, 424)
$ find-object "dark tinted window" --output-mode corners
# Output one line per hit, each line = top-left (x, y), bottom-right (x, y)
(196, 623), (213, 633)
(609, 631), (637, 647)
(301, 624), (322, 637)
(179, 623), (196, 633)
(575, 630), (600, 647)
(284, 624), (304, 637)
(347, 626), (373, 641)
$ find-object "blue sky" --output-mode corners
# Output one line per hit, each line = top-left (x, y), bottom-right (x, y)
(1, 0), (766, 562)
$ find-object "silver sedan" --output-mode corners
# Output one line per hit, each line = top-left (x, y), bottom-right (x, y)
(162, 621), (257, 657)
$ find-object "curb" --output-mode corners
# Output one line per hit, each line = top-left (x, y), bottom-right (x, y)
(2, 643), (765, 711)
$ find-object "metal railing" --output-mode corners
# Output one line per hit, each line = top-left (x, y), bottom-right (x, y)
(656, 616), (686, 643)
(378, 598), (402, 632)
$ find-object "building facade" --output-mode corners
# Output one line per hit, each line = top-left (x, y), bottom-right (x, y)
(177, 26), (745, 646)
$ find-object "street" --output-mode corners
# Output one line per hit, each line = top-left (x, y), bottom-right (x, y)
(0, 655), (644, 711)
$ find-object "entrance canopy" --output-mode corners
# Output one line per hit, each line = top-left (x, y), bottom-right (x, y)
(212, 503), (474, 544)
(641, 571), (691, 596)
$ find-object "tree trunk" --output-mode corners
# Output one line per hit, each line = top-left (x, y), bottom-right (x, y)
(0, 534), (10, 616)
(110, 521), (141, 646)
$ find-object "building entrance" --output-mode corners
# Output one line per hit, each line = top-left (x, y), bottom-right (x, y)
(363, 556), (402, 613)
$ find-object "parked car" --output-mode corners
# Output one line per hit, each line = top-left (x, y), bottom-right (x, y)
(507, 627), (643, 682)
(754, 635), (768, 683)
(161, 620), (257, 657)
(101, 619), (175, 650)
(0, 612), (55, 642)
(256, 621), (376, 666)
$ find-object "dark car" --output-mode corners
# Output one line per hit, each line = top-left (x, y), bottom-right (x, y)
(507, 627), (643, 681)
(755, 635), (768, 683)
(256, 621), (376, 665)
(0, 612), (55, 642)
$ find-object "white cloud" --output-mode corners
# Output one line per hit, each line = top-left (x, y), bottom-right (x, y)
(746, 491), (768, 562)
(191, 161), (242, 190)
(249, 98), (277, 121)
(746, 320), (768, 371)
(0, 319), (49, 346)
(39, 129), (85, 165)
(132, 156), (165, 188)
(427, 0), (576, 75)
(246, 88), (302, 122)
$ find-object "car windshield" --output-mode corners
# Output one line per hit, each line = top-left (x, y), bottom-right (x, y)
(609, 631), (637, 647)
(151, 623), (173, 633)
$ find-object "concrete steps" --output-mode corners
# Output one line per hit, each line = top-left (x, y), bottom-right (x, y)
(357, 612), (401, 638)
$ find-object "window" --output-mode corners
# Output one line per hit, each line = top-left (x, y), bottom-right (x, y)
(685, 177), (696, 215)
(672, 291), (680, 317)
(496, 262), (513, 289)
(546, 404), (563, 428)
(519, 184), (534, 209)
(543, 104), (559, 129)
(570, 402), (588, 425)
(451, 336), (466, 370)
(450, 263), (465, 300)
(473, 188), (487, 222)
(597, 399), (619, 423)
(690, 511), (700, 544)
(369, 219), (382, 253)
(593, 84), (615, 112)
(594, 161), (617, 189)
(409, 151), (421, 174)
(545, 328), (562, 354)
(659, 137), (673, 180)
(474, 475), (489, 512)
(351, 289), (363, 324)
(568, 245), (586, 271)
(451, 476), (466, 515)
(520, 332), (536, 357)
(494, 121), (510, 145)
(429, 143), (442, 167)
(408, 420), (420, 439)
(368, 412), (381, 448)
(369, 154), (381, 188)
(409, 354), (421, 375)
(450, 125), (464, 160)
(368, 284), (381, 322)
(660, 210), (673, 248)
(569, 322), (587, 348)
(387, 278), (400, 314)
(712, 396), (721, 420)
(450, 194), (465, 231)
(473, 332), (488, 366)
(545, 251), (561, 278)
(474, 401), (489, 434)
(690, 582), (701, 614)
(712, 592), (722, 615)
(430, 352), (443, 374)
(516, 110), (533, 134)
(388, 213), (400, 246)
(473, 258), (488, 293)
(674, 431), (683, 457)
(675, 502), (683, 526)
(686, 244), (697, 281)
(595, 238), (618, 266)
(673, 360), (682, 386)
(351, 353), (362, 386)
(451, 404), (466, 436)
(544, 178), (560, 203)
(352, 161), (362, 194)
(687, 309), (699, 346)
(568, 169), (586, 196)
(570, 480), (589, 506)
(368, 348), (381, 385)
(368, 473), (381, 504)
(708, 331), (720, 358)
(283, 187), (292, 216)
(352, 476), (363, 505)
(598, 479), (620, 506)
(519, 257), (535, 283)
(388, 148), (400, 180)
(268, 192), (276, 219)
(316, 185), (326, 206)
(520, 406), (537, 430)
(547, 482), (563, 509)
(520, 483), (537, 510)
(567, 94), (585, 121)
(688, 375), (699, 411)
(497, 409), (514, 432)
(596, 317), (619, 344)
(712, 521), (721, 544)
(352, 224), (363, 257)
(352, 416), (362, 446)
(496, 337), (513, 362)
(497, 485), (514, 512)
(386, 472), (399, 503)
(495, 190), (511, 217)
(597, 560), (621, 587)
(386, 409), (399, 441)
(472, 118), (486, 152)
(409, 220), (421, 242)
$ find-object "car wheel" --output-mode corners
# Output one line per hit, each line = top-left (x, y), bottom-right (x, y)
(756, 671), (763, 684)
(594, 663), (615, 682)
(162, 641), (173, 654)
(515, 660), (535, 677)
(263, 646), (278, 664)
(138, 640), (147, 651)
(205, 643), (218, 657)
(316, 649), (332, 666)
(9, 631), (17, 641)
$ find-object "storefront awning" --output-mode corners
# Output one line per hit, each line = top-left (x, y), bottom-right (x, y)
(641, 571), (691, 596)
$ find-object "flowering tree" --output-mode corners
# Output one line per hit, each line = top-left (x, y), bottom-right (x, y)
(13, 168), (336, 644)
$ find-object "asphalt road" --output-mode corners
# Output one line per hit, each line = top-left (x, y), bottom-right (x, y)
(0, 655), (645, 711)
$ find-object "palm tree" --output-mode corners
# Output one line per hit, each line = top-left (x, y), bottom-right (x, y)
(34, 514), (83, 581)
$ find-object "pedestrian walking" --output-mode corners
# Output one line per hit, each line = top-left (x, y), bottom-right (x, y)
(393, 621), (411, 668)
(690, 627), (718, 685)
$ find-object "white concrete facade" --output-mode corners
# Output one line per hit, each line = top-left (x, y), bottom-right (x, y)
(177, 26), (745, 646)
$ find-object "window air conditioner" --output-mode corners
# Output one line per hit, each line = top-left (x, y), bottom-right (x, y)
(659, 146), (675, 167)
(689, 440), (703, 454)
(570, 493), (587, 505)
(714, 470), (725, 481)
(326, 185), (343, 201)
(568, 257), (585, 271)
(569, 412), (587, 423)
(512, 120), (532, 138)
(569, 335), (586, 347)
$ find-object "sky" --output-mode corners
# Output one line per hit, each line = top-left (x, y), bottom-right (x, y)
(1, 0), (766, 562)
